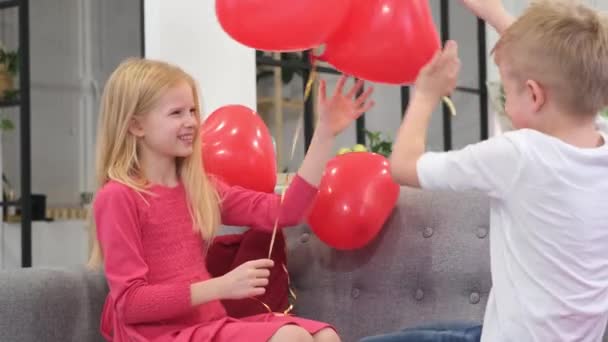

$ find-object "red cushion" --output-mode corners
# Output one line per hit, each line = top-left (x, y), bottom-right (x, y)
(206, 229), (291, 318)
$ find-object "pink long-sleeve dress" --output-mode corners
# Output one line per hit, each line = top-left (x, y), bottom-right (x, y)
(94, 175), (332, 341)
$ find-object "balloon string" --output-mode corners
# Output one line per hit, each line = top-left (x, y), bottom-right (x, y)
(268, 55), (317, 258)
(261, 52), (318, 316)
(304, 55), (318, 101)
(247, 263), (296, 316)
(267, 173), (291, 259)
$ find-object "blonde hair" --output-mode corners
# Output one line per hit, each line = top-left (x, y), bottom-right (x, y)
(494, 0), (608, 115)
(87, 58), (220, 269)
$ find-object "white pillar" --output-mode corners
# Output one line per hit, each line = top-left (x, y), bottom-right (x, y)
(143, 0), (257, 117)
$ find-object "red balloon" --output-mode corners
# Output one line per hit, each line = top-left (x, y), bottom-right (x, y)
(308, 152), (400, 250)
(317, 0), (440, 85)
(201, 105), (276, 193)
(215, 0), (352, 51)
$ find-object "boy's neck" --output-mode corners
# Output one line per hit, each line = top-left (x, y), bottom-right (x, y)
(538, 113), (602, 149)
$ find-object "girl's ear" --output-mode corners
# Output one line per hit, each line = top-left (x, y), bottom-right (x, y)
(128, 117), (145, 137)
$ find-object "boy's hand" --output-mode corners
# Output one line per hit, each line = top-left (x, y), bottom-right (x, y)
(459, 0), (513, 34)
(414, 41), (461, 102)
(460, 0), (505, 21)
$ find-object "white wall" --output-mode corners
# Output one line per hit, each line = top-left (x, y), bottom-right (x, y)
(144, 0), (256, 117)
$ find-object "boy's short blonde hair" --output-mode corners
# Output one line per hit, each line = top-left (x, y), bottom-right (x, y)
(494, 0), (608, 115)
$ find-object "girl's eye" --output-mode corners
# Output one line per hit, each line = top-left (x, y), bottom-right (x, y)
(189, 108), (196, 115)
(171, 110), (181, 116)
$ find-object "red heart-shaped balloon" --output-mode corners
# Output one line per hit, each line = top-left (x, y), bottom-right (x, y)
(201, 105), (276, 193)
(308, 152), (400, 250)
(216, 0), (352, 52)
(318, 0), (440, 85)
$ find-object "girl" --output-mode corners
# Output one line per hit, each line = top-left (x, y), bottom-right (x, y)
(88, 58), (374, 342)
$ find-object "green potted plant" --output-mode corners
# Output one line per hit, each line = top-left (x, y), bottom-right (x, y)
(336, 129), (393, 158)
(0, 46), (19, 101)
(364, 129), (392, 158)
(0, 117), (13, 131)
(487, 80), (514, 132)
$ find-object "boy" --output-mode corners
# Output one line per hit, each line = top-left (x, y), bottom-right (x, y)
(366, 1), (608, 341)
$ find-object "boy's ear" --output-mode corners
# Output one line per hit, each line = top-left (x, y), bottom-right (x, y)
(128, 117), (145, 137)
(526, 79), (546, 113)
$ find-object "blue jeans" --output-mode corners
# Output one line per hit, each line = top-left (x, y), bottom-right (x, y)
(359, 322), (482, 342)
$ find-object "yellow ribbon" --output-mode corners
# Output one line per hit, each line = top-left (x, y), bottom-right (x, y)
(248, 263), (297, 316)
(256, 54), (319, 316)
(268, 56), (317, 258)
(442, 96), (457, 116)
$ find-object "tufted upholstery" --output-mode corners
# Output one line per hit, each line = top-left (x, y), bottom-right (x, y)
(1, 187), (605, 341)
(285, 187), (492, 342)
(0, 267), (107, 341)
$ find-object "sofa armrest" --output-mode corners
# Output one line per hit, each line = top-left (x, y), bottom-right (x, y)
(0, 266), (107, 342)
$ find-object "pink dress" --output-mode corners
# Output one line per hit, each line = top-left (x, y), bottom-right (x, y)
(94, 175), (332, 341)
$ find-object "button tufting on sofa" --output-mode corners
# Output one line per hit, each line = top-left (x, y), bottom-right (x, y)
(299, 233), (310, 243)
(283, 187), (494, 341)
(476, 227), (488, 239)
(470, 292), (481, 304)
(422, 227), (434, 238)
(414, 289), (425, 301)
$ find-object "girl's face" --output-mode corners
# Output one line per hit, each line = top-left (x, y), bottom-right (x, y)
(130, 81), (199, 161)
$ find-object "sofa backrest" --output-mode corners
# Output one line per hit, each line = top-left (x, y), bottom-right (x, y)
(0, 187), (492, 342)
(285, 187), (492, 342)
(3, 187), (603, 342)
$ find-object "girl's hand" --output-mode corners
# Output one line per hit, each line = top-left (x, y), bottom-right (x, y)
(316, 75), (375, 136)
(218, 259), (274, 299)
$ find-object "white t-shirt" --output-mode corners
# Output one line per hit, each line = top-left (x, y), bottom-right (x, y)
(417, 127), (608, 342)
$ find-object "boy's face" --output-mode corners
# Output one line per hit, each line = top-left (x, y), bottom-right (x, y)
(498, 62), (540, 130)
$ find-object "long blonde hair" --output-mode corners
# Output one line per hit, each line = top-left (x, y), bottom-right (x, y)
(87, 58), (221, 269)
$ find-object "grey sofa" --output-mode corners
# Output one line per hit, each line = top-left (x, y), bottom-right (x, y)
(0, 187), (600, 341)
(285, 188), (491, 342)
